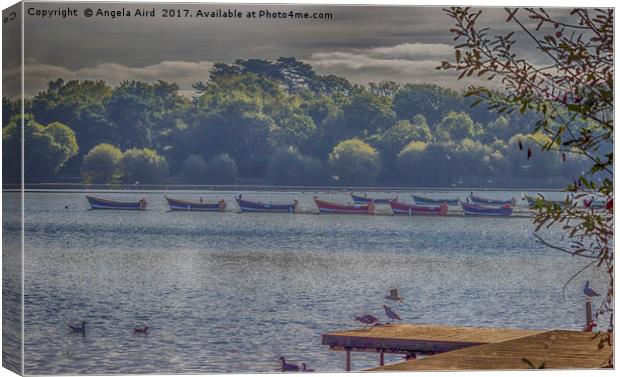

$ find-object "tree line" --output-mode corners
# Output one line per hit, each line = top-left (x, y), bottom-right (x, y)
(2, 57), (590, 187)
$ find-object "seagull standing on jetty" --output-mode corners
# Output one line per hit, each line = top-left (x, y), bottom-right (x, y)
(68, 321), (86, 336)
(355, 314), (380, 328)
(383, 304), (402, 323)
(583, 281), (601, 298)
(279, 357), (300, 372)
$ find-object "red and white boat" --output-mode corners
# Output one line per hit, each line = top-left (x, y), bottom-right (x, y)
(313, 197), (374, 215)
(388, 200), (448, 216)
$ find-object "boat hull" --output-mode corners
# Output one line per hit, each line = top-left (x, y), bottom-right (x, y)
(412, 195), (459, 206)
(470, 195), (516, 206)
(314, 198), (374, 214)
(461, 202), (513, 217)
(86, 196), (147, 210)
(389, 200), (448, 216)
(236, 197), (296, 213)
(351, 193), (395, 205)
(166, 197), (226, 212)
(525, 194), (572, 208)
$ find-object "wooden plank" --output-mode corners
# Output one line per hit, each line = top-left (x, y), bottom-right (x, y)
(322, 323), (544, 354)
(371, 330), (612, 370)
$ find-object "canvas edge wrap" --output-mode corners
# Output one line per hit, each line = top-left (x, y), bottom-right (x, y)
(3, 1), (25, 375)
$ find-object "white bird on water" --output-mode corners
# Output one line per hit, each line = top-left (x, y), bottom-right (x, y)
(383, 304), (402, 323)
(583, 281), (601, 297)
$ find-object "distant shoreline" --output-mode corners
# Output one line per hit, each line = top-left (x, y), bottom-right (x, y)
(2, 183), (567, 193)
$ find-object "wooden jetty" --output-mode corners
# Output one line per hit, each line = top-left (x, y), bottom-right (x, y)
(372, 329), (611, 370)
(322, 324), (611, 371)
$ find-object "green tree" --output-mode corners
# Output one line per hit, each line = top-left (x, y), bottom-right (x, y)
(397, 141), (455, 186)
(392, 84), (463, 128)
(342, 88), (396, 135)
(273, 111), (317, 152)
(29, 79), (113, 161)
(267, 146), (328, 185)
(3, 115), (78, 182)
(81, 143), (122, 184)
(506, 133), (562, 181)
(205, 153), (238, 184)
(329, 139), (382, 186)
(180, 154), (208, 184)
(106, 80), (187, 150)
(436, 111), (481, 141)
(119, 148), (169, 183)
(377, 118), (432, 172)
(3, 96), (19, 127)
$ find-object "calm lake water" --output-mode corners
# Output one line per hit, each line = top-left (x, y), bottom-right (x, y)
(2, 190), (608, 374)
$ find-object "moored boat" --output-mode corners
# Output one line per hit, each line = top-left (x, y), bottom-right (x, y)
(524, 193), (572, 207)
(412, 194), (459, 206)
(314, 197), (374, 214)
(469, 193), (516, 206)
(236, 195), (297, 213)
(461, 202), (513, 217)
(388, 200), (448, 216)
(351, 193), (396, 205)
(166, 196), (226, 212)
(583, 198), (606, 209)
(86, 196), (147, 210)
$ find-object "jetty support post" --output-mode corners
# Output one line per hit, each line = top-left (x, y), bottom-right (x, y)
(345, 348), (351, 371)
(585, 298), (593, 327)
(379, 349), (384, 366)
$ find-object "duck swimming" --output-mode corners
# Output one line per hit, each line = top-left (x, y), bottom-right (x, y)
(68, 321), (86, 336)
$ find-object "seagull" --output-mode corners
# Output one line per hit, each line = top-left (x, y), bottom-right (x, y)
(68, 321), (86, 336)
(279, 357), (300, 372)
(355, 314), (380, 328)
(385, 288), (404, 302)
(583, 281), (600, 297)
(383, 304), (402, 323)
(134, 325), (149, 334)
(301, 363), (314, 372)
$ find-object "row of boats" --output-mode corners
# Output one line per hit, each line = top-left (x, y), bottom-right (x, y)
(86, 193), (524, 217)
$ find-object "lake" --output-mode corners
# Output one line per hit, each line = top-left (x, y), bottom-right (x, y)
(2, 190), (608, 374)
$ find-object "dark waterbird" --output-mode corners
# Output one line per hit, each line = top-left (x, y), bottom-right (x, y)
(134, 325), (149, 334)
(383, 304), (402, 322)
(279, 356), (300, 372)
(301, 362), (314, 372)
(68, 321), (86, 336)
(583, 281), (601, 297)
(355, 314), (380, 328)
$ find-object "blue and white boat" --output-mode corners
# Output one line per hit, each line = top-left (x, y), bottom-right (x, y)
(470, 193), (516, 206)
(412, 194), (460, 206)
(351, 193), (396, 205)
(236, 195), (297, 213)
(86, 196), (147, 210)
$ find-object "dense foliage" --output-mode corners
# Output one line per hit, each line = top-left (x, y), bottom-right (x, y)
(3, 114), (78, 182)
(3, 57), (590, 187)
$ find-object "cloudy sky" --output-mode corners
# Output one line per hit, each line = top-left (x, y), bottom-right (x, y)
(3, 3), (572, 97)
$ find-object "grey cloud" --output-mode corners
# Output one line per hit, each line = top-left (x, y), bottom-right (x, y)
(304, 42), (484, 89)
(10, 4), (579, 97)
